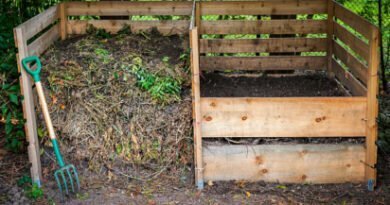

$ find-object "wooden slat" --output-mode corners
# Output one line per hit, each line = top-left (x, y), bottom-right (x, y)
(201, 97), (367, 138)
(190, 27), (204, 189)
(200, 20), (327, 35)
(28, 24), (59, 56)
(334, 1), (373, 39)
(200, 0), (327, 15)
(334, 22), (369, 62)
(200, 38), (327, 53)
(333, 40), (368, 84)
(66, 1), (192, 16)
(365, 27), (380, 187)
(326, 0), (335, 75)
(200, 56), (326, 71)
(14, 27), (42, 185)
(67, 20), (190, 35)
(16, 6), (58, 41)
(332, 59), (367, 96)
(59, 3), (67, 40)
(203, 144), (365, 183)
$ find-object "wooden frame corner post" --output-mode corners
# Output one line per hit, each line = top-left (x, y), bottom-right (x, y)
(365, 26), (379, 191)
(14, 27), (42, 187)
(326, 0), (335, 76)
(59, 2), (67, 40)
(190, 26), (204, 189)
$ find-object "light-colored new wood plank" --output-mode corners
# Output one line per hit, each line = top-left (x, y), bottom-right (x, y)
(14, 27), (42, 186)
(334, 22), (369, 62)
(28, 24), (59, 56)
(203, 144), (365, 183)
(199, 56), (326, 71)
(332, 58), (367, 96)
(190, 27), (204, 188)
(365, 27), (380, 187)
(334, 2), (373, 39)
(200, 38), (327, 53)
(66, 1), (192, 16)
(333, 40), (368, 84)
(200, 20), (327, 35)
(67, 20), (190, 35)
(201, 97), (367, 138)
(16, 5), (58, 41)
(200, 0), (327, 15)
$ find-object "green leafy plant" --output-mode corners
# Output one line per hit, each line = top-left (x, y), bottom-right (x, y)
(130, 57), (181, 104)
(86, 25), (112, 39)
(17, 175), (44, 200)
(94, 48), (112, 64)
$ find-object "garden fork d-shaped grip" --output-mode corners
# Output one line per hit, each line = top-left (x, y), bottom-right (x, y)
(22, 56), (42, 82)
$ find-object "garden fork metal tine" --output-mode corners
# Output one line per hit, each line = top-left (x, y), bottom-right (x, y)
(70, 164), (81, 191)
(65, 168), (75, 193)
(54, 172), (63, 195)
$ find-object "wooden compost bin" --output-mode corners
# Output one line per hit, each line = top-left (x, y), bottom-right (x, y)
(189, 0), (379, 190)
(13, 0), (379, 190)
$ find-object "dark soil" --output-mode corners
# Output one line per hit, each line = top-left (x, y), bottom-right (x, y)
(201, 72), (346, 97)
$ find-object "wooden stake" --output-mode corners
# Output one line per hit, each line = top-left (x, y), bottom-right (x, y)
(190, 27), (204, 189)
(14, 27), (42, 186)
(365, 26), (379, 191)
(59, 3), (67, 40)
(326, 0), (335, 76)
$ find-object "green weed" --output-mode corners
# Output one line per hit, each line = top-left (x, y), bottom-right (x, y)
(94, 48), (112, 64)
(17, 175), (44, 200)
(86, 25), (112, 39)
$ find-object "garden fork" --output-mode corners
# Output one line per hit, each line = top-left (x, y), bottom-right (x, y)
(22, 56), (80, 196)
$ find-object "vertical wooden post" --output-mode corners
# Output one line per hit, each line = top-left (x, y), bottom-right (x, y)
(365, 26), (379, 191)
(195, 2), (201, 29)
(190, 27), (204, 189)
(326, 0), (335, 76)
(14, 27), (42, 186)
(59, 3), (67, 40)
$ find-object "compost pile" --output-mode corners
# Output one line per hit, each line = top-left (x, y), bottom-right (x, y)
(39, 29), (193, 183)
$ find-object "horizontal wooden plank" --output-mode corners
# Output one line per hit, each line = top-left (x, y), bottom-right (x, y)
(200, 38), (327, 53)
(332, 59), (367, 96)
(200, 19), (327, 35)
(199, 56), (326, 71)
(333, 40), (368, 85)
(16, 5), (58, 41)
(66, 1), (192, 16)
(334, 22), (369, 62)
(28, 24), (59, 56)
(203, 144), (365, 183)
(201, 97), (367, 137)
(67, 20), (190, 35)
(200, 0), (327, 15)
(334, 1), (373, 39)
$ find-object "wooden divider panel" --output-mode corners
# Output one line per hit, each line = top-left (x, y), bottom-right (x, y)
(28, 24), (60, 56)
(203, 144), (365, 183)
(200, 0), (327, 15)
(201, 97), (367, 137)
(66, 1), (192, 16)
(67, 20), (189, 35)
(200, 56), (326, 71)
(200, 38), (327, 53)
(334, 23), (369, 62)
(200, 20), (327, 35)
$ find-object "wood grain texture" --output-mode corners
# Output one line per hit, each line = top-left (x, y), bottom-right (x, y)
(14, 28), (42, 185)
(27, 24), (59, 56)
(332, 59), (367, 96)
(67, 20), (189, 35)
(59, 3), (67, 40)
(200, 0), (327, 15)
(200, 20), (327, 35)
(66, 1), (192, 16)
(334, 1), (374, 39)
(16, 5), (58, 41)
(203, 144), (365, 183)
(326, 0), (335, 74)
(200, 38), (327, 53)
(199, 56), (327, 71)
(200, 97), (367, 138)
(333, 40), (368, 84)
(365, 27), (380, 185)
(334, 22), (369, 62)
(190, 27), (204, 187)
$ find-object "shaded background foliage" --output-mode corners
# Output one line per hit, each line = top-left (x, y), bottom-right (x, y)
(0, 0), (389, 153)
